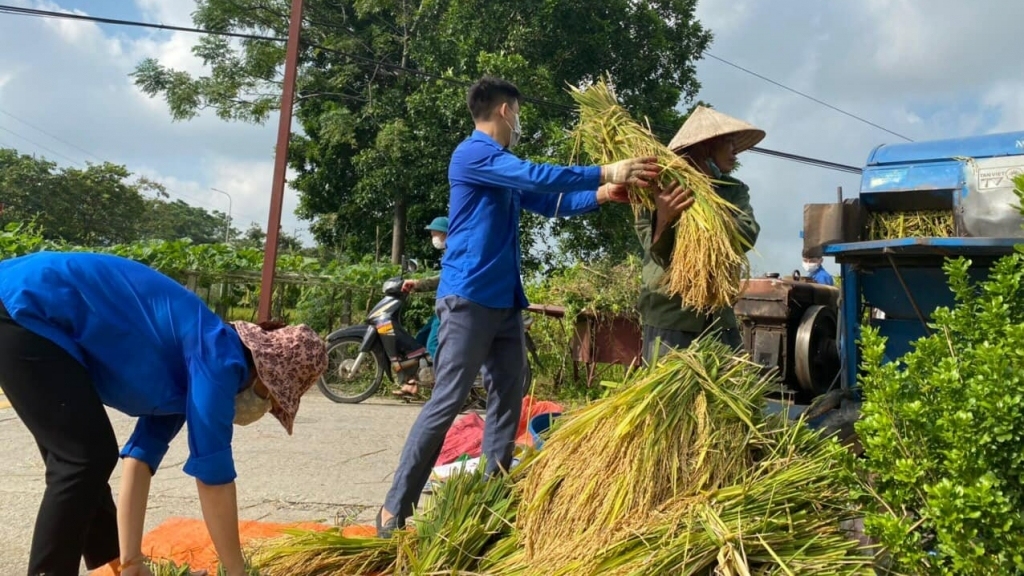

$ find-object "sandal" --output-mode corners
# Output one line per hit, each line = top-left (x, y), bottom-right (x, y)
(392, 382), (420, 398)
(376, 507), (404, 539)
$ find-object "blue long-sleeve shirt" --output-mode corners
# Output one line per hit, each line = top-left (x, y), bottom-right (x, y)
(439, 130), (602, 309)
(0, 252), (249, 485)
(809, 266), (835, 286)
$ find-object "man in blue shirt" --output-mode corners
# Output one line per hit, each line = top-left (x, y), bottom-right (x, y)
(378, 76), (660, 535)
(802, 256), (835, 286)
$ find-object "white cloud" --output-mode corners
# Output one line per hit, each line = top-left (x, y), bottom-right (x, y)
(983, 82), (1024, 134)
(130, 31), (208, 78)
(134, 0), (196, 25)
(0, 0), (310, 244)
(2, 0), (1022, 263)
(134, 159), (305, 236)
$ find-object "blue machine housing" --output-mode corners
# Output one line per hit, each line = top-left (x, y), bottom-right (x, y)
(824, 131), (1024, 391)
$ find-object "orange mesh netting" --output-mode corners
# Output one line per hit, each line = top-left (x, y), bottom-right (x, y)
(89, 517), (332, 575)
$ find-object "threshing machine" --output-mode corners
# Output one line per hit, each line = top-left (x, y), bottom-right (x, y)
(782, 131), (1015, 422)
(736, 130), (1024, 447)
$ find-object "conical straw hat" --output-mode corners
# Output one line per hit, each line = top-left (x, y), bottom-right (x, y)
(667, 105), (766, 154)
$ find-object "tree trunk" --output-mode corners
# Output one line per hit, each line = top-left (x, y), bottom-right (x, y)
(391, 199), (407, 264)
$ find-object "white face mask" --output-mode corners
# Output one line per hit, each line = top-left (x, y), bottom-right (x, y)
(802, 261), (821, 273)
(233, 384), (271, 426)
(431, 236), (446, 250)
(505, 110), (521, 149)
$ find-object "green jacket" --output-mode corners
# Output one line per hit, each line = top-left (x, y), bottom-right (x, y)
(634, 172), (760, 334)
(417, 274), (441, 292)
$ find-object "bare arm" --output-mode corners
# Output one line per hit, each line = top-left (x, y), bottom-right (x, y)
(197, 480), (246, 575)
(117, 457), (154, 575)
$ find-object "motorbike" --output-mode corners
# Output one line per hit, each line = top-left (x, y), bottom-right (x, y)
(317, 258), (542, 407)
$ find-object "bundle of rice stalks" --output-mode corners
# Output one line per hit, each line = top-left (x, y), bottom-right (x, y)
(253, 463), (517, 575)
(253, 528), (399, 576)
(569, 78), (751, 311)
(866, 210), (956, 240)
(586, 424), (873, 576)
(147, 556), (263, 575)
(400, 463), (518, 573)
(504, 339), (776, 573)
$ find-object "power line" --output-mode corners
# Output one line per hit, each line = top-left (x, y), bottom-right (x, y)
(0, 124), (85, 165)
(0, 4), (866, 174)
(703, 53), (914, 143)
(0, 109), (106, 162)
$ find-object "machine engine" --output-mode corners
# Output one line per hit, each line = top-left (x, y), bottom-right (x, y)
(735, 275), (841, 403)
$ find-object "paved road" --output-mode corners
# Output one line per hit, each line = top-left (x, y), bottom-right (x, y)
(0, 392), (428, 575)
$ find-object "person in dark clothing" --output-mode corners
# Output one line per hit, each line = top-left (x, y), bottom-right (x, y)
(635, 105), (765, 363)
(399, 216), (449, 398)
(0, 251), (327, 576)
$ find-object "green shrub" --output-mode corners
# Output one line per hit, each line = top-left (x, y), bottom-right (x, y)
(856, 212), (1024, 571)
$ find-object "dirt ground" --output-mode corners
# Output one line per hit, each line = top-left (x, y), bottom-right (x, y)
(0, 391), (426, 575)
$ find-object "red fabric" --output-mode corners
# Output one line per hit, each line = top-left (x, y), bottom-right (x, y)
(435, 395), (565, 467)
(515, 395), (564, 447)
(436, 412), (485, 466)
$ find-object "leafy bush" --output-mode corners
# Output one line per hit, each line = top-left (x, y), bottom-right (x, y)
(856, 174), (1024, 574)
(525, 257), (641, 399)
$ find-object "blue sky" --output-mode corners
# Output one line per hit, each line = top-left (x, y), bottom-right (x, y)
(1, 0), (1023, 273)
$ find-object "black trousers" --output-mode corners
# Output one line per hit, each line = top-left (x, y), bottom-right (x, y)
(0, 302), (120, 575)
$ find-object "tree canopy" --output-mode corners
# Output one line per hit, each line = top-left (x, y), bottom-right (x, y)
(0, 147), (242, 246)
(132, 0), (713, 270)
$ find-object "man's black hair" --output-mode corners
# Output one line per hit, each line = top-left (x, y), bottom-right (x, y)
(466, 76), (521, 121)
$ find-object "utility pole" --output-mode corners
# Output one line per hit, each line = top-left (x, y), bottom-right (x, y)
(211, 187), (233, 243)
(257, 0), (304, 322)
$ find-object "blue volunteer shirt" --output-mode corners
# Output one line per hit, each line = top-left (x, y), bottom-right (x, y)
(809, 266), (835, 286)
(439, 130), (603, 309)
(0, 252), (249, 485)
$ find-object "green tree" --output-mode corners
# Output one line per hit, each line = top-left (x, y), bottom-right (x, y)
(131, 0), (712, 269)
(236, 221), (305, 253)
(1, 147), (247, 247)
(143, 194), (237, 244)
(0, 148), (152, 246)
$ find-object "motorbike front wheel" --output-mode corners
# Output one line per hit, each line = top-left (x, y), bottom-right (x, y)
(317, 335), (386, 404)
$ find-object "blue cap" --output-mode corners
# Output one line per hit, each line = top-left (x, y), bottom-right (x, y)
(425, 216), (448, 233)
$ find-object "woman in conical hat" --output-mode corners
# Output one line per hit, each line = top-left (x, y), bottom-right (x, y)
(636, 106), (765, 363)
(668, 104), (765, 176)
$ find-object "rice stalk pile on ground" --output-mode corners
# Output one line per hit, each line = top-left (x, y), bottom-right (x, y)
(147, 560), (263, 576)
(573, 425), (870, 576)
(866, 210), (956, 240)
(569, 78), (751, 311)
(507, 340), (767, 570)
(252, 340), (871, 575)
(253, 463), (518, 576)
(489, 338), (872, 576)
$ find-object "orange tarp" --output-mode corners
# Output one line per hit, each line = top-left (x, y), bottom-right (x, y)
(89, 517), (334, 575)
(515, 395), (563, 446)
